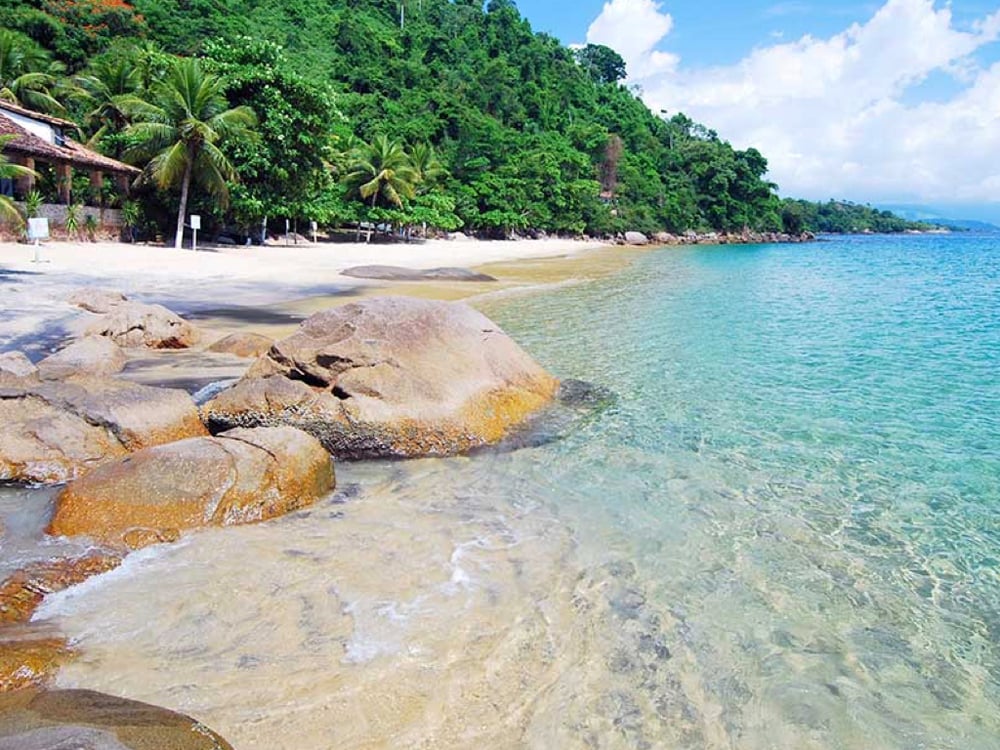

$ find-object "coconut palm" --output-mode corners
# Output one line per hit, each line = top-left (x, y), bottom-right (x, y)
(343, 135), (418, 210)
(408, 143), (447, 191)
(74, 52), (145, 151)
(124, 58), (256, 249)
(0, 135), (36, 225)
(0, 30), (67, 114)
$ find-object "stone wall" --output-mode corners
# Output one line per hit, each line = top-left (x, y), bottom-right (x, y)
(0, 203), (124, 241)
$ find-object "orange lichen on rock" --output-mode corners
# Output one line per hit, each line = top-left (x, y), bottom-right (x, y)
(0, 638), (73, 693)
(48, 427), (334, 550)
(0, 552), (123, 624)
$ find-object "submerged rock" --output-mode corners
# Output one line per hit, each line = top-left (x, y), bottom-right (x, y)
(341, 265), (497, 282)
(207, 332), (274, 359)
(48, 426), (334, 550)
(0, 376), (207, 485)
(202, 297), (559, 458)
(0, 689), (233, 749)
(67, 288), (127, 315)
(36, 338), (127, 380)
(84, 302), (200, 350)
(0, 552), (123, 624)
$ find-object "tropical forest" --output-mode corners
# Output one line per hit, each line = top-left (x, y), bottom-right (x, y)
(0, 0), (934, 241)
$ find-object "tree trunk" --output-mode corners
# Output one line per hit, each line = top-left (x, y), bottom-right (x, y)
(174, 161), (192, 250)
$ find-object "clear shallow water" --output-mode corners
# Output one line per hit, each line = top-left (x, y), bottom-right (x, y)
(28, 233), (1000, 748)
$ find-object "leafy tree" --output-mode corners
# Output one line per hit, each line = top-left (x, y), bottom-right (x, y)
(203, 36), (340, 230)
(124, 57), (257, 248)
(74, 46), (145, 152)
(574, 44), (627, 85)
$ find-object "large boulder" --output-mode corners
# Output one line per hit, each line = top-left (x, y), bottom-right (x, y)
(0, 552), (123, 624)
(37, 338), (127, 380)
(207, 332), (274, 359)
(202, 297), (559, 458)
(0, 689), (234, 749)
(84, 302), (199, 350)
(0, 377), (207, 485)
(624, 231), (649, 246)
(67, 288), (127, 315)
(48, 426), (334, 550)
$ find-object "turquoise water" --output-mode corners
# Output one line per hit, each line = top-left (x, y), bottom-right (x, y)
(36, 233), (1000, 749)
(478, 233), (1000, 748)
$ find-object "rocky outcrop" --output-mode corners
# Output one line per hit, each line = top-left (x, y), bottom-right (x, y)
(48, 426), (334, 550)
(0, 552), (123, 624)
(0, 638), (72, 693)
(0, 689), (234, 749)
(207, 332), (274, 359)
(0, 376), (207, 485)
(67, 288), (127, 315)
(624, 231), (649, 246)
(341, 265), (497, 282)
(36, 338), (127, 380)
(635, 230), (816, 246)
(202, 297), (559, 458)
(84, 302), (200, 349)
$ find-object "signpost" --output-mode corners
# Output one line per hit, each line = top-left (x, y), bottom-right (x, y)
(27, 217), (49, 263)
(190, 214), (200, 251)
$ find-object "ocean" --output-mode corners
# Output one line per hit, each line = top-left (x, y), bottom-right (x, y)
(28, 232), (1000, 748)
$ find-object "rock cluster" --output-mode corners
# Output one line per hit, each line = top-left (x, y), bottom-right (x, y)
(636, 230), (816, 246)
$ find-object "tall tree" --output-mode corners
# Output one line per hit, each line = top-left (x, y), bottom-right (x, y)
(125, 58), (256, 249)
(343, 135), (418, 210)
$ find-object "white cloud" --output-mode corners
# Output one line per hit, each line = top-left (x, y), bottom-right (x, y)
(585, 0), (1000, 205)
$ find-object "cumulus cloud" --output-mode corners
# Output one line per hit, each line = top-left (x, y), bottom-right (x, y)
(585, 0), (1000, 205)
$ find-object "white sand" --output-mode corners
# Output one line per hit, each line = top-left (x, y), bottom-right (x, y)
(0, 237), (606, 354)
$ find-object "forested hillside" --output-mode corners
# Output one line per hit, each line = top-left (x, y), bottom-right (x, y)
(780, 199), (941, 235)
(1, 0), (808, 238)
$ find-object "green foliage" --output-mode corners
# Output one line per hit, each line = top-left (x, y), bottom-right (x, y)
(84, 211), (98, 240)
(23, 188), (43, 219)
(64, 201), (80, 236)
(203, 37), (339, 228)
(574, 44), (627, 85)
(8, 0), (793, 238)
(0, 29), (67, 113)
(0, 135), (36, 225)
(780, 199), (939, 234)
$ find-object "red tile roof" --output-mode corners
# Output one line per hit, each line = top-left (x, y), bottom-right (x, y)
(0, 100), (78, 128)
(0, 108), (139, 175)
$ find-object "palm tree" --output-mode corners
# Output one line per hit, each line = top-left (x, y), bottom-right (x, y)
(343, 135), (418, 210)
(124, 58), (256, 249)
(0, 30), (67, 114)
(74, 52), (144, 152)
(0, 135), (36, 226)
(343, 135), (418, 241)
(408, 143), (447, 191)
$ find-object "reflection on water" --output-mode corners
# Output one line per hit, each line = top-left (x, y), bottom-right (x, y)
(13, 234), (1000, 748)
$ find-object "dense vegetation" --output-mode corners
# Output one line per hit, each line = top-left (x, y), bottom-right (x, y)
(780, 199), (940, 234)
(0, 0), (926, 240)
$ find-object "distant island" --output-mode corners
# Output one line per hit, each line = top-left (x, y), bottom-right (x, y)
(779, 199), (950, 235)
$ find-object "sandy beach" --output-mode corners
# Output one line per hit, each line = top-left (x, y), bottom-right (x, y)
(0, 236), (612, 359)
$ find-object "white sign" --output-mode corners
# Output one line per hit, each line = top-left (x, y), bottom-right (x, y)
(189, 214), (201, 230)
(27, 217), (49, 240)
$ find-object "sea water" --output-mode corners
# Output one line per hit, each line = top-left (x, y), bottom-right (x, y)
(31, 233), (1000, 749)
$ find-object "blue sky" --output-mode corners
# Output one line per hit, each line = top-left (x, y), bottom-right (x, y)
(515, 1), (1000, 221)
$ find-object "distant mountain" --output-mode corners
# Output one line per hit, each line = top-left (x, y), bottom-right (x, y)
(880, 204), (1000, 232)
